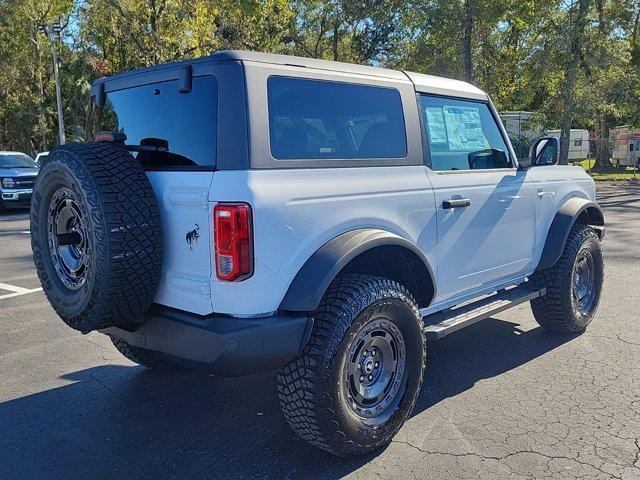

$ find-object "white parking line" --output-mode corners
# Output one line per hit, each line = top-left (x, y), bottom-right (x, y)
(0, 230), (31, 236)
(0, 282), (42, 300)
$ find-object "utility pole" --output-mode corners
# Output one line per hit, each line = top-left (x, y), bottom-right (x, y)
(40, 22), (65, 146)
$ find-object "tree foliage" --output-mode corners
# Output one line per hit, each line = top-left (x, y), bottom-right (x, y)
(1, 0), (639, 166)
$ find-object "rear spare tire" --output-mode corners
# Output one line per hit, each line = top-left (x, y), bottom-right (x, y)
(31, 143), (163, 332)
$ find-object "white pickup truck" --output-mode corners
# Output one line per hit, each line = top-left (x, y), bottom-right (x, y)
(31, 51), (604, 457)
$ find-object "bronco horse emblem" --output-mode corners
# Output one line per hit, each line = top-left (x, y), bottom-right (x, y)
(186, 224), (200, 250)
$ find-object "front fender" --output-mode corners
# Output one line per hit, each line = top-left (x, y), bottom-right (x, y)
(536, 198), (604, 271)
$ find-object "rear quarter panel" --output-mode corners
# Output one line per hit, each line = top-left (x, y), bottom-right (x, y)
(209, 167), (437, 316)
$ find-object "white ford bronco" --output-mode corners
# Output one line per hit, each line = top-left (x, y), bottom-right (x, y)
(31, 51), (605, 457)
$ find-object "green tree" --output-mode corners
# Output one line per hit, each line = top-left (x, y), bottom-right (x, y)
(0, 0), (74, 153)
(78, 0), (293, 75)
(286, 0), (409, 63)
(1, 0), (640, 162)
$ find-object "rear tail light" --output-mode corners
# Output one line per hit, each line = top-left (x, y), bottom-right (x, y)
(214, 203), (253, 281)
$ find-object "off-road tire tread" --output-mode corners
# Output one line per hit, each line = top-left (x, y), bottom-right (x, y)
(31, 143), (163, 332)
(530, 224), (602, 333)
(277, 274), (426, 457)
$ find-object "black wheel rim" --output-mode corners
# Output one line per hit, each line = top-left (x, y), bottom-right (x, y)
(342, 317), (406, 425)
(572, 248), (597, 316)
(47, 187), (90, 291)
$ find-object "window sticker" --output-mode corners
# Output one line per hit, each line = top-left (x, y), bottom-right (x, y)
(442, 106), (485, 151)
(425, 107), (448, 145)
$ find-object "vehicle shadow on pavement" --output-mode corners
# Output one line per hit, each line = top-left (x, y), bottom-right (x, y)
(414, 317), (573, 415)
(0, 317), (573, 480)
(596, 183), (640, 208)
(0, 210), (30, 220)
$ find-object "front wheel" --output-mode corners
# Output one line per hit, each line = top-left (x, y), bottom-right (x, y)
(277, 274), (426, 457)
(530, 224), (604, 333)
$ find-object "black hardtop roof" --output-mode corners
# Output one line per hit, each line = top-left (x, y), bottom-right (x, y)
(91, 50), (407, 89)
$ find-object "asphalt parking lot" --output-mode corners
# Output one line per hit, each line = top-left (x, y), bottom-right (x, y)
(1, 182), (639, 480)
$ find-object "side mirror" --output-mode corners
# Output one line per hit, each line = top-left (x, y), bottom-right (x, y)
(527, 137), (559, 167)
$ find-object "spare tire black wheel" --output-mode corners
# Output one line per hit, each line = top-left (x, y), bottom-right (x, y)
(31, 143), (163, 333)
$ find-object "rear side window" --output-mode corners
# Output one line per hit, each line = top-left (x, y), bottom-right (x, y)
(93, 76), (218, 168)
(420, 95), (512, 171)
(268, 77), (407, 160)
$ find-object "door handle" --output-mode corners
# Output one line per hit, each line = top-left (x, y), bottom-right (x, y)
(442, 198), (471, 209)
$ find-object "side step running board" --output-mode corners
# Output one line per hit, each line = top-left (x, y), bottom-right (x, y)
(423, 286), (546, 341)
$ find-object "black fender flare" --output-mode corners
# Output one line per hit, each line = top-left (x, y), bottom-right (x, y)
(279, 228), (436, 312)
(536, 198), (604, 271)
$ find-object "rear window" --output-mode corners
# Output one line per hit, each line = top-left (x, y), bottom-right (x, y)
(267, 77), (407, 160)
(93, 76), (217, 168)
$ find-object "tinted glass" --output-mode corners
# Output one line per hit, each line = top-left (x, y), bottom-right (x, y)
(94, 76), (217, 168)
(268, 77), (407, 160)
(0, 153), (37, 168)
(420, 95), (512, 171)
(536, 140), (557, 165)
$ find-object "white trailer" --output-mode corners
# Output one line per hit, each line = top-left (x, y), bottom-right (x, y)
(546, 129), (590, 162)
(611, 126), (640, 168)
(499, 111), (542, 141)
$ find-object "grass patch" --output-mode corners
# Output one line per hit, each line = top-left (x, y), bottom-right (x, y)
(573, 158), (639, 180)
(589, 172), (639, 181)
(578, 158), (595, 170)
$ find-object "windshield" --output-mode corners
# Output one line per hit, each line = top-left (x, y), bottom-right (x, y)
(0, 153), (37, 169)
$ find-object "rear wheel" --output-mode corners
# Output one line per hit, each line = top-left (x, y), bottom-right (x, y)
(530, 224), (603, 333)
(278, 274), (426, 457)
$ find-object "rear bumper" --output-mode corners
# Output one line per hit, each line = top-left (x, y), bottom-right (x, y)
(101, 307), (313, 376)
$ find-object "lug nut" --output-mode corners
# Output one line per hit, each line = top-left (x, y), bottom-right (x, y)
(375, 362), (379, 368)
(368, 375), (373, 381)
(360, 375), (364, 382)
(371, 350), (376, 356)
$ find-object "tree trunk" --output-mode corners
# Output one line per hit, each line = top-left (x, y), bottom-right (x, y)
(559, 0), (590, 165)
(332, 20), (339, 61)
(631, 1), (640, 68)
(463, 1), (473, 83)
(559, 54), (579, 165)
(591, 0), (609, 170)
(593, 116), (611, 170)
